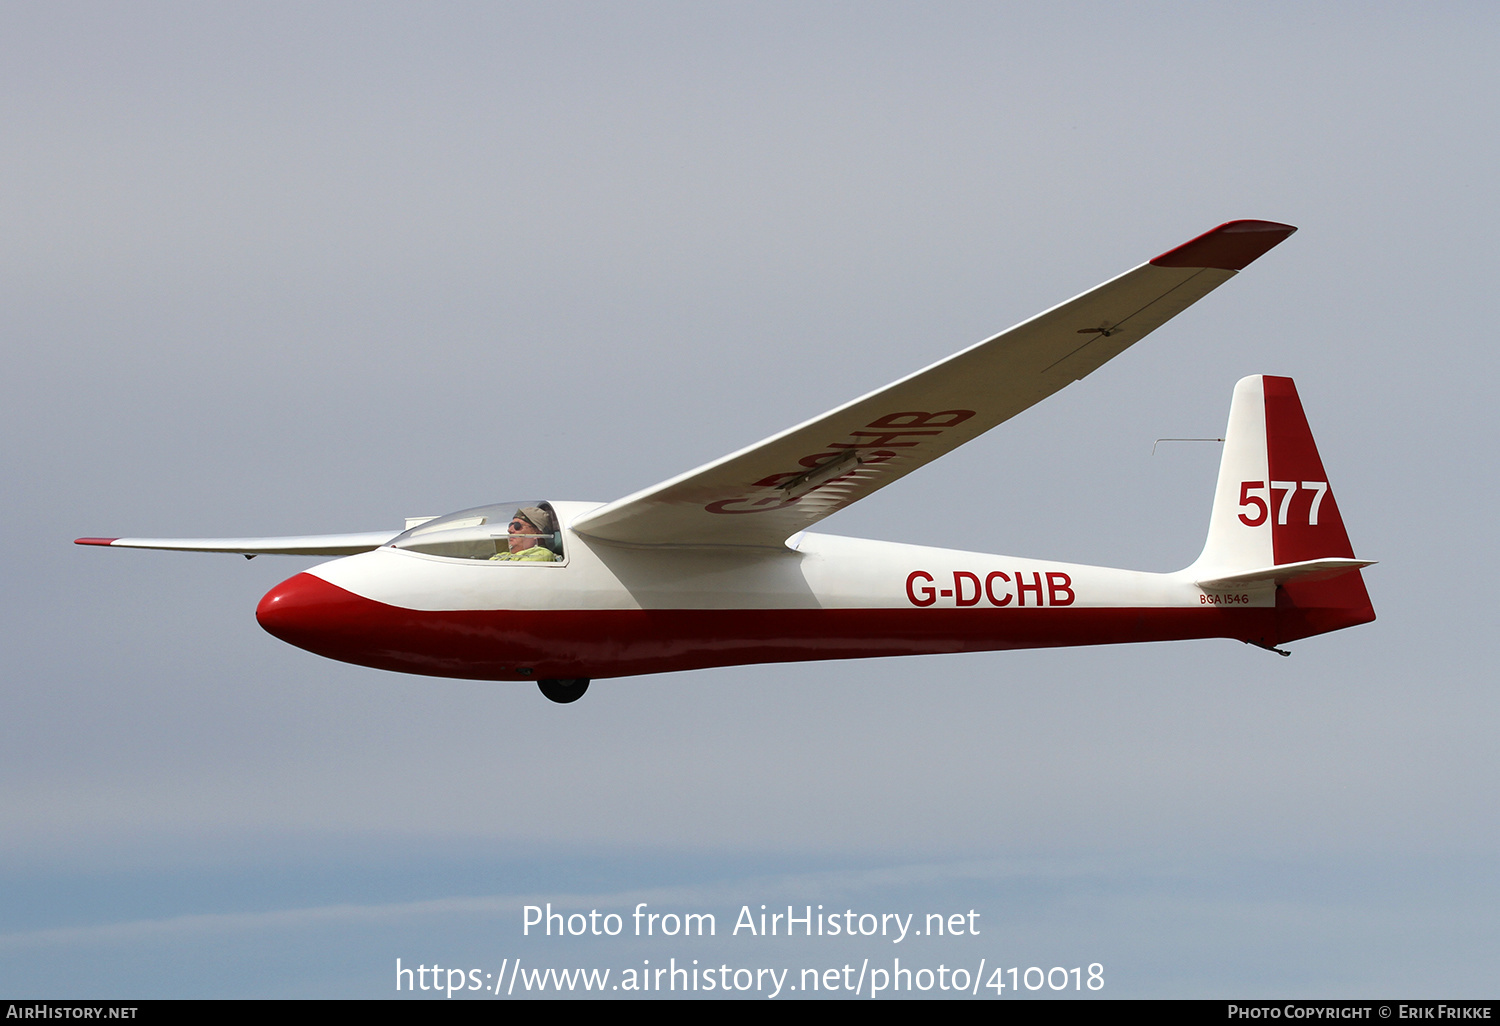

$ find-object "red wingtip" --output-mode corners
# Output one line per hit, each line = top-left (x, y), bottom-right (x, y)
(1150, 219), (1298, 271)
(74, 537), (119, 546)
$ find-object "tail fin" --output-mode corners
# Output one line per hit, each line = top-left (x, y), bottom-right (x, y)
(1189, 375), (1376, 644)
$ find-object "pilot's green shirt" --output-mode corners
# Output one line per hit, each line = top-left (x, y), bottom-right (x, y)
(489, 546), (556, 562)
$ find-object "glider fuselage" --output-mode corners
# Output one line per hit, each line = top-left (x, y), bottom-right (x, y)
(256, 513), (1295, 681)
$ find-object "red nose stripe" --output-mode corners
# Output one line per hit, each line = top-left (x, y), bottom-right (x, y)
(256, 572), (381, 648)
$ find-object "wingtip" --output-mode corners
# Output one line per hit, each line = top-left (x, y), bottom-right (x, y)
(1149, 219), (1298, 271)
(74, 537), (118, 546)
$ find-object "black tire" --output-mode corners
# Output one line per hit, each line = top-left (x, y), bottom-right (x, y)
(537, 678), (590, 704)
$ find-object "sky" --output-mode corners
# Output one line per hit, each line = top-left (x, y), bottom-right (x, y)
(2, 1), (1497, 999)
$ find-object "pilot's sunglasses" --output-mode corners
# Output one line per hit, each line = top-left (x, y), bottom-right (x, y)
(509, 519), (535, 532)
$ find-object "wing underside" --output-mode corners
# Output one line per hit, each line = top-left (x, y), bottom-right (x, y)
(571, 219), (1297, 548)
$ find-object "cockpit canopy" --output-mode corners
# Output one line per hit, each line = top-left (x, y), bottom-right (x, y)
(388, 501), (564, 562)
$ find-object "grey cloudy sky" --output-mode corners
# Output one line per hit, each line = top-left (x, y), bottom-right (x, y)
(2, 1), (1496, 998)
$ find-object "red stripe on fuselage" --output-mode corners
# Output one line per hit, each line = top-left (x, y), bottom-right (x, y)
(258, 573), (1287, 681)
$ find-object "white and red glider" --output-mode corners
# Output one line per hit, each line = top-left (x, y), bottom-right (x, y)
(78, 220), (1374, 703)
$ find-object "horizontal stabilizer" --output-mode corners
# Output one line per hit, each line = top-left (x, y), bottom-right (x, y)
(74, 532), (399, 556)
(1195, 557), (1376, 591)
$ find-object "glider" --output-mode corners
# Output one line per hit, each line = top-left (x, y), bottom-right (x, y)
(78, 220), (1375, 703)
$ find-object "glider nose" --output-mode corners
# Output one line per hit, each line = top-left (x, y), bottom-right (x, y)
(256, 572), (356, 649)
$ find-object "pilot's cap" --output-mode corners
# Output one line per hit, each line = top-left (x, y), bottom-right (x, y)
(516, 506), (554, 534)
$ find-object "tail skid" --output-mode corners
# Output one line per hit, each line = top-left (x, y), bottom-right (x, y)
(1186, 375), (1375, 647)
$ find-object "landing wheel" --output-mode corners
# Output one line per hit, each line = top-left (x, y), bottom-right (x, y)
(538, 678), (590, 704)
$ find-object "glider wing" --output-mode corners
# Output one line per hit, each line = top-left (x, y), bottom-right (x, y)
(572, 219), (1297, 548)
(74, 532), (399, 557)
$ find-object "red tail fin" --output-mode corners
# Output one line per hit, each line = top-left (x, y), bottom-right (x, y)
(1262, 377), (1375, 641)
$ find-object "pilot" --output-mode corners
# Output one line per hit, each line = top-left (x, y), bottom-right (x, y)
(489, 506), (558, 562)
